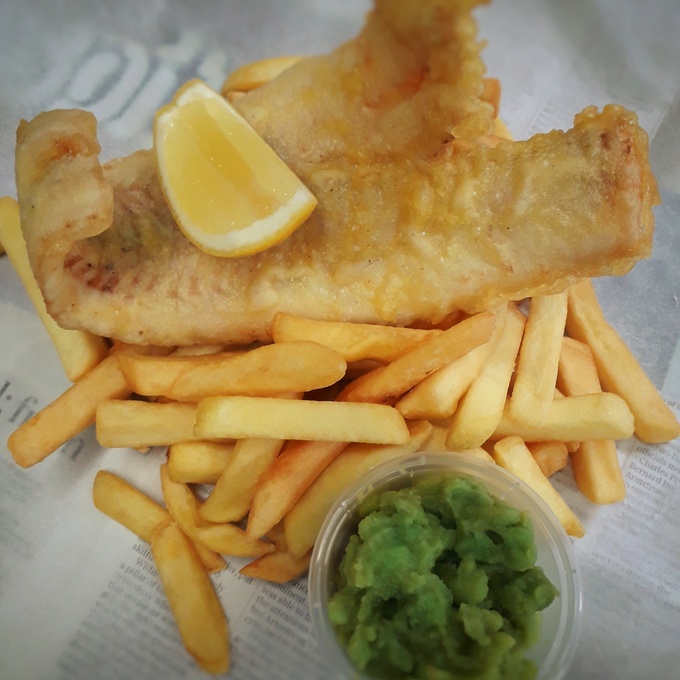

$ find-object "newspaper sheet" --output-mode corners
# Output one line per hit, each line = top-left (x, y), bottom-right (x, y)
(1, 1), (679, 679)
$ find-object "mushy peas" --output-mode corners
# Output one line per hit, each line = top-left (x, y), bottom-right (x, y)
(327, 474), (558, 680)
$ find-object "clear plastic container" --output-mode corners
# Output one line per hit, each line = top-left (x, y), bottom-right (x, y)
(308, 452), (582, 680)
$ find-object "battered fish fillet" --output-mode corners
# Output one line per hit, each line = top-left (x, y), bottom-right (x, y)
(14, 0), (659, 346)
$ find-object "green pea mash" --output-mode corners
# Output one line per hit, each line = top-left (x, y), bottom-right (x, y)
(327, 474), (558, 680)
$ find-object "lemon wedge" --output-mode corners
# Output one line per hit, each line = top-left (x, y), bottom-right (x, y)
(154, 79), (317, 257)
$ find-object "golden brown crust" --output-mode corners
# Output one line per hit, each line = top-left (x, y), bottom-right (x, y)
(15, 109), (114, 321)
(13, 2), (658, 346)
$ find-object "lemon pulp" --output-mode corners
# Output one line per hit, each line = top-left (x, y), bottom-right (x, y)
(154, 80), (316, 257)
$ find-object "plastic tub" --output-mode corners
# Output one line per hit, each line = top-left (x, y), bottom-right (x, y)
(308, 452), (582, 680)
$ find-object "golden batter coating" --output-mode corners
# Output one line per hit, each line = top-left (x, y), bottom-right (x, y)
(14, 0), (658, 346)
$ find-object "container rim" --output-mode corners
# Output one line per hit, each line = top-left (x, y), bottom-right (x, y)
(308, 451), (583, 680)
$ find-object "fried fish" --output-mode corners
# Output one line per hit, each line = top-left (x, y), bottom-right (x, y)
(14, 0), (659, 346)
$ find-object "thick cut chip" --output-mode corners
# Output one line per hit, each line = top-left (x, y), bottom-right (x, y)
(566, 280), (679, 443)
(240, 522), (311, 583)
(154, 79), (317, 257)
(341, 311), (497, 403)
(395, 340), (493, 420)
(199, 438), (285, 523)
(93, 470), (171, 543)
(557, 333), (626, 504)
(571, 439), (626, 504)
(93, 469), (225, 573)
(117, 351), (242, 397)
(191, 524), (274, 559)
(160, 462), (207, 534)
(0, 196), (108, 380)
(120, 342), (343, 401)
(420, 423), (452, 452)
(240, 549), (312, 584)
(445, 304), (525, 450)
(492, 436), (585, 538)
(165, 341), (345, 402)
(420, 425), (493, 463)
(194, 396), (410, 445)
(247, 440), (349, 541)
(167, 441), (234, 485)
(527, 441), (569, 478)
(493, 392), (634, 442)
(9, 352), (130, 468)
(96, 400), (200, 449)
(151, 521), (230, 675)
(283, 420), (433, 558)
(557, 336), (601, 396)
(509, 291), (568, 425)
(272, 312), (441, 363)
(160, 463), (272, 557)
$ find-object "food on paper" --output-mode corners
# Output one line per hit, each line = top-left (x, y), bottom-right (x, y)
(557, 337), (626, 503)
(272, 312), (442, 363)
(327, 473), (558, 680)
(4, 0), (679, 675)
(9, 352), (130, 468)
(199, 438), (285, 523)
(493, 392), (635, 443)
(164, 341), (344, 402)
(154, 79), (317, 258)
(239, 546), (311, 584)
(445, 304), (525, 450)
(395, 337), (495, 420)
(566, 279), (680, 443)
(340, 311), (497, 403)
(527, 441), (570, 478)
(239, 523), (311, 584)
(509, 292), (568, 426)
(283, 421), (434, 559)
(492, 437), (585, 537)
(151, 521), (230, 675)
(119, 340), (344, 401)
(96, 400), (200, 449)
(93, 469), (226, 573)
(93, 469), (173, 543)
(167, 441), (233, 485)
(0, 197), (108, 381)
(14, 3), (658, 347)
(194, 396), (410, 444)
